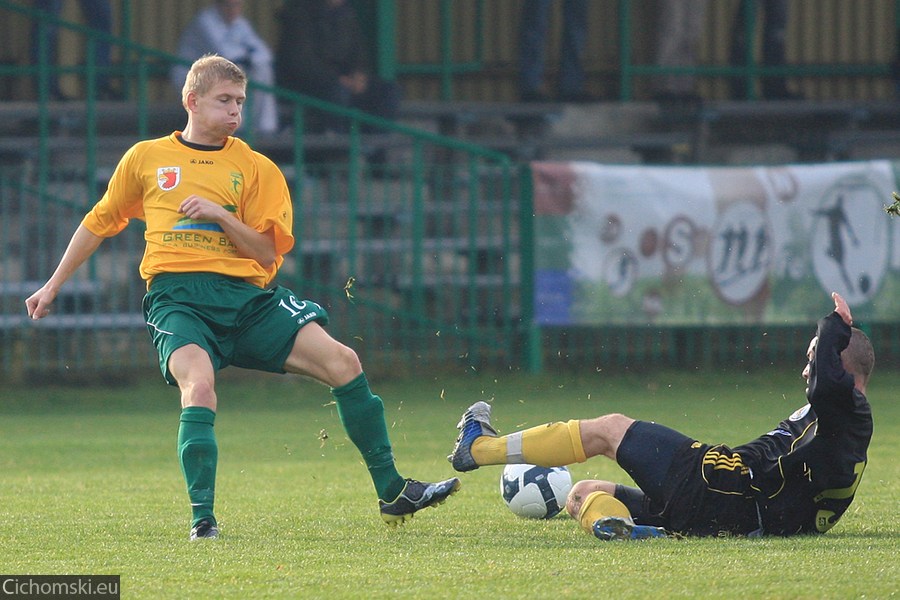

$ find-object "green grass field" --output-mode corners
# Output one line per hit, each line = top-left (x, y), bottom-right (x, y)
(0, 369), (897, 599)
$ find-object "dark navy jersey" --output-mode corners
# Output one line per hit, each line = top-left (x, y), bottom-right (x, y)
(734, 312), (872, 535)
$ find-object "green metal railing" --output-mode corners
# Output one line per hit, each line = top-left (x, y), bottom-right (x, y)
(7, 1), (898, 104)
(616, 0), (897, 101)
(376, 0), (897, 101)
(536, 322), (900, 375)
(387, 0), (486, 101)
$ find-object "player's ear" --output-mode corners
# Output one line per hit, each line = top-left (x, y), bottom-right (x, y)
(185, 90), (199, 111)
(806, 336), (818, 361)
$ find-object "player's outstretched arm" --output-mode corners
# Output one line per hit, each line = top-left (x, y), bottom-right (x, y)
(832, 291), (852, 326)
(25, 225), (105, 320)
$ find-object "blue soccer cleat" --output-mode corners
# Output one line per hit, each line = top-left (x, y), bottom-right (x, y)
(448, 401), (498, 472)
(592, 516), (667, 541)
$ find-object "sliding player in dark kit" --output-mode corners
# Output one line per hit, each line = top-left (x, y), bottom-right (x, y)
(449, 292), (872, 540)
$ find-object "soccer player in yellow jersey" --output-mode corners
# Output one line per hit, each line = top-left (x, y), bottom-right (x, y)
(25, 54), (460, 540)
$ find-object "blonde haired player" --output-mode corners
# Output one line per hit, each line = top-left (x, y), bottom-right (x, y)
(26, 54), (459, 540)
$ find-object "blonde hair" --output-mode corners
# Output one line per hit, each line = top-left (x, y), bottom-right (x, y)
(181, 54), (247, 107)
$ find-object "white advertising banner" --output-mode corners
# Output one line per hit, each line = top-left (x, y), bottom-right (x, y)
(532, 160), (900, 325)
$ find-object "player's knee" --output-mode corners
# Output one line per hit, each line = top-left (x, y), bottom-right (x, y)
(329, 343), (363, 384)
(566, 479), (615, 518)
(580, 413), (634, 460)
(180, 378), (216, 409)
(597, 413), (631, 427)
(566, 480), (597, 518)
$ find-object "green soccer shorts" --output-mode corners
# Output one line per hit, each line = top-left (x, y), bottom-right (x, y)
(142, 273), (329, 385)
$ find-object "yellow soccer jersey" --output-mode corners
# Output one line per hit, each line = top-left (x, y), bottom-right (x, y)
(82, 132), (294, 288)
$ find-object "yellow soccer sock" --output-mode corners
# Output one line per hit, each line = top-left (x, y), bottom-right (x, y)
(470, 436), (507, 466)
(520, 420), (587, 466)
(577, 491), (633, 534)
(471, 420), (586, 467)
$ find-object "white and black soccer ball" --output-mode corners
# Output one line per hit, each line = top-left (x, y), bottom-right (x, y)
(500, 464), (572, 519)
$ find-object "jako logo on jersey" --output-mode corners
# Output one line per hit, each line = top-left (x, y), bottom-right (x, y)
(158, 167), (181, 191)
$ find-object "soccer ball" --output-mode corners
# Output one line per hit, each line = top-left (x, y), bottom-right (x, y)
(500, 464), (572, 519)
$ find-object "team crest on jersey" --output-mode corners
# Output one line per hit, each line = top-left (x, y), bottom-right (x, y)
(158, 167), (181, 191)
(789, 404), (811, 421)
(230, 171), (243, 194)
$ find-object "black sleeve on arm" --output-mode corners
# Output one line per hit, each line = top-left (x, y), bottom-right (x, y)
(806, 312), (855, 421)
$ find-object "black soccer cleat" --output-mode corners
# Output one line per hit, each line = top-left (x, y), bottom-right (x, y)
(189, 519), (220, 541)
(379, 477), (461, 526)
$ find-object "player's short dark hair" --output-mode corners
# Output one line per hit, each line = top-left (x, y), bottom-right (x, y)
(843, 327), (875, 383)
(181, 54), (247, 106)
